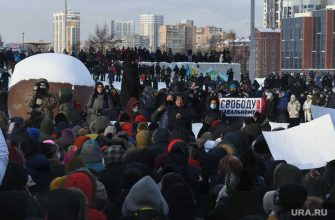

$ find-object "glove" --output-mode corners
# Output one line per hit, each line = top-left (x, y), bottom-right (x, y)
(36, 98), (43, 105)
(33, 85), (38, 93)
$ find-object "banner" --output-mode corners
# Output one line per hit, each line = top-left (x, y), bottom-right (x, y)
(219, 97), (264, 117)
(141, 62), (241, 81)
(263, 115), (335, 170)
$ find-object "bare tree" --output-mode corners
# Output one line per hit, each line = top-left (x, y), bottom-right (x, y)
(87, 23), (112, 50)
(227, 30), (236, 40)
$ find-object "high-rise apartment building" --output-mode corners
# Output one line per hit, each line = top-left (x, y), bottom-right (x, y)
(181, 19), (194, 26)
(140, 14), (164, 51)
(281, 5), (335, 72)
(111, 20), (135, 47)
(53, 9), (80, 54)
(159, 23), (196, 53)
(264, 0), (332, 28)
(255, 28), (281, 77)
(264, 0), (281, 28)
(196, 26), (224, 51)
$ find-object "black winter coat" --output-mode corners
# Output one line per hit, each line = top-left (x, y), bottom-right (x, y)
(168, 104), (196, 131)
(120, 63), (143, 108)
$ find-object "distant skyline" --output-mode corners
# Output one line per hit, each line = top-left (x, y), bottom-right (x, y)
(0, 0), (263, 43)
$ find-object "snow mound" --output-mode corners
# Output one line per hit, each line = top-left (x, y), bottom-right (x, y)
(9, 53), (95, 88)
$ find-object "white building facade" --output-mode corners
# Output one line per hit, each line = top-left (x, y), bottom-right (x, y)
(264, 0), (334, 28)
(140, 14), (164, 51)
(111, 20), (136, 48)
(53, 10), (80, 54)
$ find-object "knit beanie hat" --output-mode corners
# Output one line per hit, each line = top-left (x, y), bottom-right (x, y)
(136, 130), (150, 149)
(71, 125), (81, 137)
(263, 190), (276, 214)
(27, 127), (40, 142)
(0, 161), (28, 191)
(63, 171), (95, 202)
(134, 114), (147, 123)
(40, 140), (59, 159)
(163, 183), (195, 219)
(167, 139), (186, 154)
(65, 156), (85, 174)
(104, 125), (117, 136)
(50, 176), (66, 191)
(274, 163), (303, 188)
(277, 184), (307, 210)
(78, 128), (89, 136)
(58, 128), (75, 149)
(160, 172), (184, 195)
(121, 122), (133, 137)
(74, 136), (91, 149)
(80, 140), (103, 164)
(89, 116), (110, 134)
(137, 122), (148, 131)
(103, 145), (125, 166)
(10, 127), (29, 147)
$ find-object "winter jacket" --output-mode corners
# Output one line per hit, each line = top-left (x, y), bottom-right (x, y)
(125, 97), (141, 121)
(278, 93), (289, 110)
(287, 100), (301, 118)
(120, 63), (143, 107)
(168, 104), (196, 131)
(87, 93), (114, 123)
(0, 130), (9, 186)
(122, 176), (169, 217)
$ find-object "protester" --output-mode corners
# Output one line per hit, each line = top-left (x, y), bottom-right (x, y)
(26, 78), (58, 123)
(87, 82), (114, 124)
(2, 46), (335, 220)
(287, 94), (301, 127)
(120, 51), (144, 108)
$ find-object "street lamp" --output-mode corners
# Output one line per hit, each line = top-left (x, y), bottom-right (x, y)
(22, 32), (25, 51)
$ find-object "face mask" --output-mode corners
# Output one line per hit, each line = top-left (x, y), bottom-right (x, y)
(133, 107), (139, 113)
(210, 104), (217, 109)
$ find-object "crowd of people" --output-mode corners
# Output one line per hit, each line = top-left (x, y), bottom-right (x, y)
(1, 48), (335, 220)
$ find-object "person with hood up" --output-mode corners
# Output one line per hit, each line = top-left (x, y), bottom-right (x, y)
(303, 94), (313, 122)
(149, 128), (171, 159)
(62, 170), (107, 220)
(26, 78), (58, 121)
(122, 175), (169, 220)
(86, 82), (114, 124)
(204, 97), (223, 122)
(287, 95), (301, 127)
(139, 86), (156, 121)
(124, 97), (143, 122)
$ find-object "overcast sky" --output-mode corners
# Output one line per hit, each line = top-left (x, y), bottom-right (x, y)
(0, 0), (263, 43)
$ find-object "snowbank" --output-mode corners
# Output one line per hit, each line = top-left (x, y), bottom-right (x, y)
(9, 53), (95, 88)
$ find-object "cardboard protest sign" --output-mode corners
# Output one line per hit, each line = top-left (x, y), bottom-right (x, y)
(219, 98), (264, 117)
(263, 115), (335, 170)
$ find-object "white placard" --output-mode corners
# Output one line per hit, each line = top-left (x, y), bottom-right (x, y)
(311, 105), (335, 126)
(263, 114), (335, 169)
